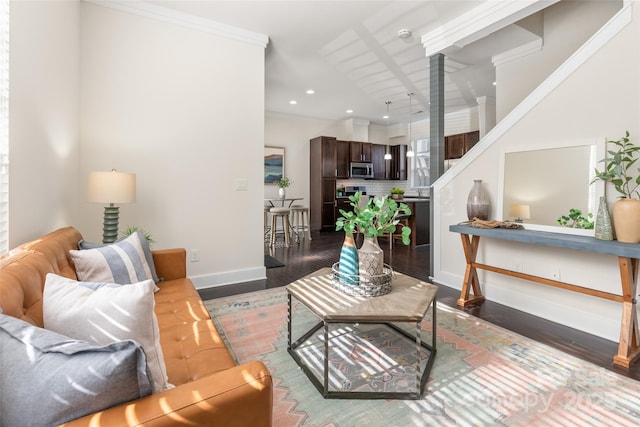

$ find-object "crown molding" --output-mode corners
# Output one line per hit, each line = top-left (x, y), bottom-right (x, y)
(83, 0), (269, 48)
(492, 38), (543, 67)
(421, 0), (558, 57)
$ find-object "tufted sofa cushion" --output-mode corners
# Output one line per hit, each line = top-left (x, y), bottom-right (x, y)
(0, 227), (81, 326)
(154, 277), (237, 384)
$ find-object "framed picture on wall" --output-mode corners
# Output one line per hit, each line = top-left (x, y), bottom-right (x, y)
(264, 146), (284, 184)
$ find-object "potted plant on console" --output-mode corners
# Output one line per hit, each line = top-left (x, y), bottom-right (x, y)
(591, 131), (640, 243)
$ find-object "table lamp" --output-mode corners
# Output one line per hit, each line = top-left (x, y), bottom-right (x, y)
(87, 169), (136, 243)
(509, 204), (530, 223)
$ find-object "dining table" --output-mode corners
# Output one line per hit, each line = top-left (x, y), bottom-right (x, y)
(265, 197), (303, 208)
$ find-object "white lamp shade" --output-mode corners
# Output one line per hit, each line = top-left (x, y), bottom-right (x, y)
(87, 170), (136, 204)
(509, 204), (531, 219)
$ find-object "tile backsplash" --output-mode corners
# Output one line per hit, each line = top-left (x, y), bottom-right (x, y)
(337, 179), (421, 198)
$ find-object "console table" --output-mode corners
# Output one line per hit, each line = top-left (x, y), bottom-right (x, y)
(449, 224), (640, 368)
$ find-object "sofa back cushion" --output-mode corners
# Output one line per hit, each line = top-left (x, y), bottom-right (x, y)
(0, 227), (81, 326)
(0, 312), (152, 426)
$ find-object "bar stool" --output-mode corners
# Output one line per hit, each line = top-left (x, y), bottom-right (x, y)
(264, 206), (272, 239)
(290, 205), (312, 242)
(269, 206), (291, 247)
(384, 215), (411, 251)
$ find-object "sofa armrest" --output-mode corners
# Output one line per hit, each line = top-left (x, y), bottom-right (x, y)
(152, 249), (186, 281)
(62, 360), (272, 427)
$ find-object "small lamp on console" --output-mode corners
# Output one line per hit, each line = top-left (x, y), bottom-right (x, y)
(87, 169), (136, 244)
(509, 204), (530, 223)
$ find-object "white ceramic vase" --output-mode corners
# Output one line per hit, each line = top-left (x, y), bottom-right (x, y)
(278, 187), (286, 199)
(358, 236), (384, 277)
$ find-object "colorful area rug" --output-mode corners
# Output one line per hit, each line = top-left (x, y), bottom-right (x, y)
(205, 288), (640, 426)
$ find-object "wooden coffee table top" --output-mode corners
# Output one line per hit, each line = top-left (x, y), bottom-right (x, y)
(286, 267), (438, 322)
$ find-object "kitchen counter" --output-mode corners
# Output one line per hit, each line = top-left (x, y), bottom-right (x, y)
(400, 199), (430, 245)
(394, 197), (430, 203)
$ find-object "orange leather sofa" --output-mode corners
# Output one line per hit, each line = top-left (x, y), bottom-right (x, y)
(0, 227), (272, 426)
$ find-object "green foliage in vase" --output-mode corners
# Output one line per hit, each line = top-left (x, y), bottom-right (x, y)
(591, 131), (640, 199)
(335, 191), (412, 245)
(120, 226), (155, 246)
(276, 177), (291, 189)
(390, 187), (405, 195)
(556, 209), (594, 229)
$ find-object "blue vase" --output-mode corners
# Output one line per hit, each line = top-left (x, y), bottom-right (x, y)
(338, 231), (359, 286)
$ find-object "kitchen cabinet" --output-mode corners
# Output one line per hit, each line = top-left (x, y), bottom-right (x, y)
(371, 144), (386, 180)
(336, 140), (350, 179)
(388, 144), (407, 180)
(408, 200), (430, 245)
(445, 131), (479, 160)
(310, 136), (338, 231)
(350, 141), (372, 162)
(335, 197), (352, 224)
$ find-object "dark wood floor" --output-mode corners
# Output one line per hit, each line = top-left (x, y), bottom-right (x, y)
(199, 230), (640, 381)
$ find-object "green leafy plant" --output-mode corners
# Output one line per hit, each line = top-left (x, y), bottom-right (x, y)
(390, 187), (405, 195)
(591, 131), (640, 199)
(556, 209), (594, 229)
(276, 177), (291, 189)
(335, 192), (412, 245)
(120, 226), (155, 246)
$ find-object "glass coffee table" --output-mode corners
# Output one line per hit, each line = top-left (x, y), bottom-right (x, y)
(286, 267), (438, 399)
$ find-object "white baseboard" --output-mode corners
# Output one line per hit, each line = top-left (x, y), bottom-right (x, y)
(190, 267), (266, 290)
(433, 270), (620, 342)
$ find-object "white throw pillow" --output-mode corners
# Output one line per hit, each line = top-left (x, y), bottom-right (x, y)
(43, 273), (172, 393)
(69, 232), (158, 285)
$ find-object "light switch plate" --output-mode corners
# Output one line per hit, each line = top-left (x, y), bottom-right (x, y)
(236, 179), (248, 191)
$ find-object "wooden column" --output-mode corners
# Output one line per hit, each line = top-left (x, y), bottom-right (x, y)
(429, 53), (445, 279)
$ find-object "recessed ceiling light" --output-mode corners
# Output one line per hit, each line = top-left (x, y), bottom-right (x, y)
(383, 115), (389, 119)
(346, 109), (353, 114)
(289, 100), (297, 105)
(493, 81), (497, 86)
(306, 89), (315, 95)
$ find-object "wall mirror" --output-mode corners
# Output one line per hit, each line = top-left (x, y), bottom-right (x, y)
(497, 138), (605, 236)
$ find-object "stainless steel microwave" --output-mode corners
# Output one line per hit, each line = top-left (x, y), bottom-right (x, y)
(350, 162), (374, 179)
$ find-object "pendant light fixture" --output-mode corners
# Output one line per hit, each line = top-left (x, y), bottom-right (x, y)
(384, 101), (392, 160)
(406, 92), (415, 157)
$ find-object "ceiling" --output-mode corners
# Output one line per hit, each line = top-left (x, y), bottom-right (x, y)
(150, 1), (547, 126)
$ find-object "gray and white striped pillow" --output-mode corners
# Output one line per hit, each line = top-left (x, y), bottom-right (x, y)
(69, 232), (157, 285)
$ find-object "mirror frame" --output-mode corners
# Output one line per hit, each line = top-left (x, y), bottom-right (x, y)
(497, 138), (606, 236)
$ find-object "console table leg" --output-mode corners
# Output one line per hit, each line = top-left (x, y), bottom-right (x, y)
(457, 234), (485, 307)
(614, 257), (640, 368)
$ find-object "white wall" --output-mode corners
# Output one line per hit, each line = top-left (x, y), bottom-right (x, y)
(265, 108), (482, 202)
(497, 0), (621, 120)
(79, 2), (267, 288)
(264, 113), (345, 203)
(9, 0), (80, 247)
(433, 2), (639, 341)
